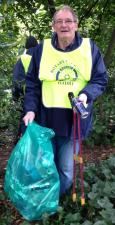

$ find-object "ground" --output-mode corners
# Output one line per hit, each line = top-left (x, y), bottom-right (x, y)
(0, 128), (115, 224)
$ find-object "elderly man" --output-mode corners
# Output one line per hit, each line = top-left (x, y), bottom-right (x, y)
(23, 5), (108, 195)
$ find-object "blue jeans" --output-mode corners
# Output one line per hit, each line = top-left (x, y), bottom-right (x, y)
(51, 137), (79, 195)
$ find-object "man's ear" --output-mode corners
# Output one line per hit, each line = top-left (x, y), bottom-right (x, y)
(52, 23), (55, 32)
(75, 23), (78, 31)
(52, 27), (55, 32)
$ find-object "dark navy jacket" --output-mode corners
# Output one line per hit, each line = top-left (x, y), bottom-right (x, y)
(12, 52), (34, 100)
(24, 32), (108, 139)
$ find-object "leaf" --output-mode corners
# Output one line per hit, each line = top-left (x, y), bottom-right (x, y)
(97, 197), (113, 209)
(57, 206), (64, 213)
(64, 212), (81, 223)
(108, 156), (115, 168)
(100, 208), (115, 223)
(82, 220), (93, 225)
(93, 221), (107, 225)
(88, 192), (98, 200)
(0, 192), (6, 200)
(19, 221), (31, 225)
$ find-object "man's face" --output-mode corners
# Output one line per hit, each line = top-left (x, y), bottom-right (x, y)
(52, 10), (78, 41)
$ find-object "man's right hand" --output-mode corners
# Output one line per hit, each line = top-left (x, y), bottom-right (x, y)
(23, 111), (35, 126)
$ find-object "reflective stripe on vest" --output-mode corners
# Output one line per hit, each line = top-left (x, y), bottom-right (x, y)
(39, 38), (92, 109)
(21, 54), (32, 73)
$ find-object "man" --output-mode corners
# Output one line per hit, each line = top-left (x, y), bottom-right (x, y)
(12, 36), (38, 136)
(12, 36), (38, 101)
(23, 5), (108, 195)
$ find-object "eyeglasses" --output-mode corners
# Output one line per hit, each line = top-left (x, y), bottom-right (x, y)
(54, 19), (77, 25)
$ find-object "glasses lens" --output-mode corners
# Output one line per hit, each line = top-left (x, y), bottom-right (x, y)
(55, 20), (76, 25)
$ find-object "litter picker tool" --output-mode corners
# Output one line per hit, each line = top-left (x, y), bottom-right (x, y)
(68, 92), (88, 205)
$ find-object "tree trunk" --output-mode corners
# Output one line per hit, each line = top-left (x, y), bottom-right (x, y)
(104, 28), (115, 67)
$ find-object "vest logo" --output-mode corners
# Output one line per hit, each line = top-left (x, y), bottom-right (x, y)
(51, 59), (80, 81)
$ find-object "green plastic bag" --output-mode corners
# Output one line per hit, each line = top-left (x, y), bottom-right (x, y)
(4, 122), (60, 221)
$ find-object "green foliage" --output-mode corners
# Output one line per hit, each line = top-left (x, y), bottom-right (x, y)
(84, 68), (115, 147)
(0, 35), (19, 131)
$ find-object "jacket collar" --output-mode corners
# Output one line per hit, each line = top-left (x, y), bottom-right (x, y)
(51, 32), (82, 52)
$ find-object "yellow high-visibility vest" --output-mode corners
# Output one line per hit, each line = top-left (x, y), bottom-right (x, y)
(20, 54), (32, 94)
(39, 38), (92, 108)
(21, 54), (32, 74)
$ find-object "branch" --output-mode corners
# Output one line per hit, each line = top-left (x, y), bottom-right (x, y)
(47, 0), (56, 17)
(0, 42), (18, 48)
(79, 0), (100, 25)
(93, 0), (109, 36)
(43, 0), (56, 18)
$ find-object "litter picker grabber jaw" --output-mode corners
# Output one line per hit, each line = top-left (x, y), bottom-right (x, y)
(68, 92), (88, 206)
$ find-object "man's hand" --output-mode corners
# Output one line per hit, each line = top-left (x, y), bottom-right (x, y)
(23, 111), (35, 126)
(78, 93), (87, 107)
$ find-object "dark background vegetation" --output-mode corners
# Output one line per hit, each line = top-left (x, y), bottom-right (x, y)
(0, 0), (115, 224)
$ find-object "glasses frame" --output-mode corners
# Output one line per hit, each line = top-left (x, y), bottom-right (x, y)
(54, 19), (77, 25)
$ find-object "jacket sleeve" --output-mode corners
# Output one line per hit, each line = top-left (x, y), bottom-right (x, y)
(79, 39), (108, 102)
(24, 44), (43, 114)
(12, 59), (25, 101)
